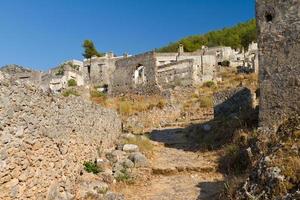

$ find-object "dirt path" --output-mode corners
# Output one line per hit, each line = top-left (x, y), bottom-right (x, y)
(114, 127), (224, 200)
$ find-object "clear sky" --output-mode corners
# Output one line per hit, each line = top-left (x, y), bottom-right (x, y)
(0, 0), (255, 71)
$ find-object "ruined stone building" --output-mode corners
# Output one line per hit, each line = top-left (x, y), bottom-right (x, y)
(110, 45), (217, 95)
(155, 45), (216, 88)
(0, 64), (43, 84)
(257, 0), (300, 132)
(42, 60), (84, 92)
(202, 46), (238, 63)
(202, 43), (259, 72)
(82, 52), (129, 88)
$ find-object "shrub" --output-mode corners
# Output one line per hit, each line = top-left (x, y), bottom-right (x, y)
(115, 169), (134, 184)
(62, 89), (80, 97)
(199, 96), (213, 108)
(219, 144), (249, 175)
(83, 161), (102, 174)
(156, 100), (165, 109)
(203, 81), (215, 88)
(90, 90), (106, 98)
(221, 60), (230, 67)
(118, 101), (132, 116)
(67, 79), (77, 87)
(55, 67), (64, 76)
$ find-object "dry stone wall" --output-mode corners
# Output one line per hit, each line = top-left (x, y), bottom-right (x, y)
(0, 73), (122, 199)
(213, 87), (255, 119)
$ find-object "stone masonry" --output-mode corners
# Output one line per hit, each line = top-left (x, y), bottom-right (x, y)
(0, 74), (122, 199)
(110, 52), (161, 95)
(110, 46), (217, 95)
(257, 0), (300, 132)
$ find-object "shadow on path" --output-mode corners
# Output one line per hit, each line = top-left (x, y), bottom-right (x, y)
(196, 181), (224, 200)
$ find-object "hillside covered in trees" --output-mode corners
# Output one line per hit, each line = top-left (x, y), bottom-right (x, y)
(157, 19), (256, 52)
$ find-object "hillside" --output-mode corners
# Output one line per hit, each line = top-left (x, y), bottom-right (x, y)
(157, 19), (256, 52)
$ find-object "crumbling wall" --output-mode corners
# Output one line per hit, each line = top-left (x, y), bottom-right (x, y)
(213, 87), (255, 119)
(0, 64), (42, 84)
(156, 59), (194, 88)
(257, 0), (300, 132)
(110, 52), (161, 95)
(201, 55), (217, 82)
(82, 56), (120, 87)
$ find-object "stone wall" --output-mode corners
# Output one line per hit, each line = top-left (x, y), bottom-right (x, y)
(201, 55), (217, 82)
(82, 54), (124, 87)
(156, 59), (194, 88)
(213, 87), (255, 118)
(257, 0), (300, 132)
(110, 52), (161, 95)
(0, 76), (122, 199)
(0, 65), (42, 84)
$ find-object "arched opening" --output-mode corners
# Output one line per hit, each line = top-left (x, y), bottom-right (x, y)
(134, 64), (146, 85)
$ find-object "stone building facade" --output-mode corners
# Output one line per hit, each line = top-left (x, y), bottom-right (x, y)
(110, 46), (217, 94)
(110, 52), (161, 95)
(257, 0), (300, 132)
(155, 47), (216, 88)
(42, 60), (85, 92)
(82, 52), (128, 87)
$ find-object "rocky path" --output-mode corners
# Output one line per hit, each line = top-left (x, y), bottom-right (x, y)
(115, 127), (224, 200)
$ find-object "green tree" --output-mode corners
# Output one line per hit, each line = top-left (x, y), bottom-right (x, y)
(82, 40), (103, 59)
(157, 19), (257, 52)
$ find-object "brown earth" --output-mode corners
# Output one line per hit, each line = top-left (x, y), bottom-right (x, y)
(113, 126), (224, 200)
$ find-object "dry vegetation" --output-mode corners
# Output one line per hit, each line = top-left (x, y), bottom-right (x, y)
(90, 89), (166, 118)
(123, 136), (154, 157)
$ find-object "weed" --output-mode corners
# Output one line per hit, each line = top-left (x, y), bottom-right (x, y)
(67, 79), (77, 87)
(62, 89), (80, 97)
(115, 169), (135, 184)
(83, 161), (103, 174)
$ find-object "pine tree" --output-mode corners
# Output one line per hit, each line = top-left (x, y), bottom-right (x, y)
(82, 40), (103, 59)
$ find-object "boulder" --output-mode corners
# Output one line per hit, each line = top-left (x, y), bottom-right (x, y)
(128, 152), (148, 168)
(123, 144), (139, 153)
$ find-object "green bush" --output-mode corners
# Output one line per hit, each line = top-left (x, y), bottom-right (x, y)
(83, 161), (103, 174)
(55, 67), (64, 76)
(67, 79), (77, 87)
(62, 89), (80, 97)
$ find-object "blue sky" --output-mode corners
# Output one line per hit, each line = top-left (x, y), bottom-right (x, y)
(0, 0), (255, 71)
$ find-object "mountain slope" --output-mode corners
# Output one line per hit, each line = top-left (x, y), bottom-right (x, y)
(157, 19), (256, 52)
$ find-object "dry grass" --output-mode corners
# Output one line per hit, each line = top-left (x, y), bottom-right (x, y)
(62, 89), (80, 97)
(268, 117), (300, 195)
(124, 136), (154, 156)
(198, 96), (213, 108)
(91, 94), (166, 117)
(216, 68), (258, 92)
